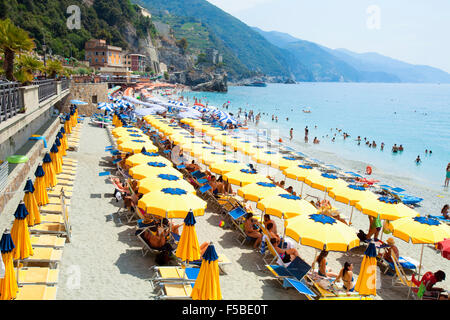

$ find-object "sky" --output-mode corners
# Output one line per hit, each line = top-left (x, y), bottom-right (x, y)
(206, 0), (450, 73)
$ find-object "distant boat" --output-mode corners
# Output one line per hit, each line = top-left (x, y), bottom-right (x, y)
(244, 81), (267, 87)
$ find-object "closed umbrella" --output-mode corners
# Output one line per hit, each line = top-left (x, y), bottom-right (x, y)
(354, 242), (377, 296)
(42, 153), (57, 188)
(176, 210), (201, 263)
(59, 128), (68, 155)
(191, 243), (222, 300)
(50, 144), (62, 174)
(129, 162), (182, 180)
(63, 117), (71, 135)
(10, 203), (34, 260)
(55, 138), (64, 166)
(23, 178), (40, 226)
(33, 165), (49, 207)
(0, 230), (18, 300)
(56, 132), (67, 156)
(138, 188), (207, 219)
(138, 174), (196, 194)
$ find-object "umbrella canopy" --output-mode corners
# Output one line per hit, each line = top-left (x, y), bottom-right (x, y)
(23, 179), (40, 226)
(129, 162), (182, 180)
(354, 197), (420, 221)
(42, 153), (57, 188)
(34, 165), (49, 207)
(223, 168), (271, 187)
(328, 184), (377, 206)
(117, 134), (151, 145)
(70, 100), (87, 105)
(199, 151), (228, 166)
(112, 127), (143, 138)
(191, 243), (222, 300)
(209, 159), (247, 175)
(304, 173), (348, 192)
(175, 210), (201, 263)
(0, 231), (18, 300)
(354, 242), (377, 296)
(285, 213), (360, 251)
(10, 203), (34, 260)
(117, 139), (158, 154)
(190, 145), (217, 158)
(135, 106), (166, 117)
(237, 182), (289, 202)
(125, 152), (173, 167)
(283, 165), (321, 182)
(137, 188), (207, 219)
(251, 150), (280, 166)
(437, 238), (450, 260)
(270, 156), (303, 171)
(256, 193), (317, 219)
(138, 174), (196, 194)
(388, 216), (450, 244)
(97, 102), (114, 112)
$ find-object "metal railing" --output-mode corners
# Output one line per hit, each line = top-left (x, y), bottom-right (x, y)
(32, 79), (57, 102)
(0, 81), (22, 123)
(61, 78), (71, 91)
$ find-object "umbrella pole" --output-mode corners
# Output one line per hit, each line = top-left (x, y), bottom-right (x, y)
(300, 181), (304, 197)
(418, 244), (424, 279)
(311, 249), (318, 273)
(348, 205), (354, 224)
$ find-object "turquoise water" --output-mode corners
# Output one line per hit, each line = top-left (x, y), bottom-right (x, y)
(181, 83), (450, 189)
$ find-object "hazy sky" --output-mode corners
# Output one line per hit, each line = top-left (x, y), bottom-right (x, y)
(207, 0), (450, 73)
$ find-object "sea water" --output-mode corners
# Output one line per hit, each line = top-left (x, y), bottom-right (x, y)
(182, 83), (450, 190)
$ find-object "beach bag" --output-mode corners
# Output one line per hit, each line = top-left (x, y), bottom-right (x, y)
(318, 279), (331, 290)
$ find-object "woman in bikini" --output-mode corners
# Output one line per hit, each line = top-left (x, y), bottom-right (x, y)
(316, 250), (338, 278)
(334, 262), (354, 295)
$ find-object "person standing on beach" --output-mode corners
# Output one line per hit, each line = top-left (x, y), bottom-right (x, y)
(290, 128), (293, 140)
(445, 163), (450, 187)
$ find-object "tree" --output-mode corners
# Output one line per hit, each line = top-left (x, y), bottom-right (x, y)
(45, 59), (63, 79)
(163, 71), (169, 80)
(176, 38), (188, 53)
(14, 54), (43, 84)
(0, 18), (35, 81)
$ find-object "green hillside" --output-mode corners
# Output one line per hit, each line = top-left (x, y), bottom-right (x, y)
(135, 0), (292, 79)
(0, 0), (156, 61)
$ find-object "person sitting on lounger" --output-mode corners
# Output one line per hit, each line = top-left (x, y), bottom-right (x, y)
(263, 214), (278, 234)
(414, 270), (447, 300)
(442, 204), (449, 219)
(186, 160), (201, 172)
(383, 237), (399, 263)
(218, 175), (232, 195)
(286, 186), (297, 196)
(316, 250), (338, 278)
(266, 222), (280, 243)
(209, 175), (221, 196)
(334, 262), (354, 295)
(244, 212), (262, 249)
(142, 226), (173, 252)
(270, 238), (300, 263)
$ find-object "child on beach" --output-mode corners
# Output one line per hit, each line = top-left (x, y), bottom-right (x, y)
(445, 163), (450, 187)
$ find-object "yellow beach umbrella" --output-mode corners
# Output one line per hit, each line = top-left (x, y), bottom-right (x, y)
(181, 140), (211, 152)
(235, 140), (253, 153)
(223, 168), (271, 187)
(23, 179), (40, 226)
(125, 152), (173, 168)
(210, 159), (247, 175)
(304, 172), (348, 193)
(55, 138), (65, 166)
(270, 156), (303, 171)
(191, 243), (222, 300)
(33, 165), (49, 207)
(244, 144), (266, 156)
(138, 174), (196, 194)
(137, 188), (207, 219)
(257, 193), (317, 220)
(190, 144), (217, 158)
(237, 181), (289, 202)
(284, 213), (360, 251)
(176, 210), (201, 263)
(212, 132), (229, 144)
(223, 136), (242, 151)
(354, 242), (377, 296)
(129, 162), (181, 180)
(283, 164), (321, 182)
(389, 216), (450, 277)
(251, 150), (280, 165)
(328, 184), (377, 207)
(0, 230), (18, 300)
(112, 127), (143, 138)
(117, 139), (158, 154)
(64, 118), (71, 134)
(50, 144), (62, 174)
(354, 196), (420, 221)
(56, 132), (67, 156)
(42, 153), (57, 188)
(10, 203), (34, 260)
(200, 151), (229, 166)
(117, 134), (150, 145)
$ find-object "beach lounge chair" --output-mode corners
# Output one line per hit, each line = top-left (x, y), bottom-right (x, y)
(30, 235), (66, 248)
(156, 282), (194, 300)
(48, 185), (73, 198)
(16, 284), (58, 300)
(150, 266), (200, 284)
(135, 229), (176, 257)
(188, 254), (232, 275)
(20, 247), (63, 268)
(56, 173), (75, 181)
(390, 253), (418, 299)
(428, 215), (450, 225)
(17, 267), (59, 285)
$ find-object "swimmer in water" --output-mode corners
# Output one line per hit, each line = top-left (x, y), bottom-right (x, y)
(416, 155), (421, 164)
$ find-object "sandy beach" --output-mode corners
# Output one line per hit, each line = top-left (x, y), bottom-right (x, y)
(52, 112), (448, 300)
